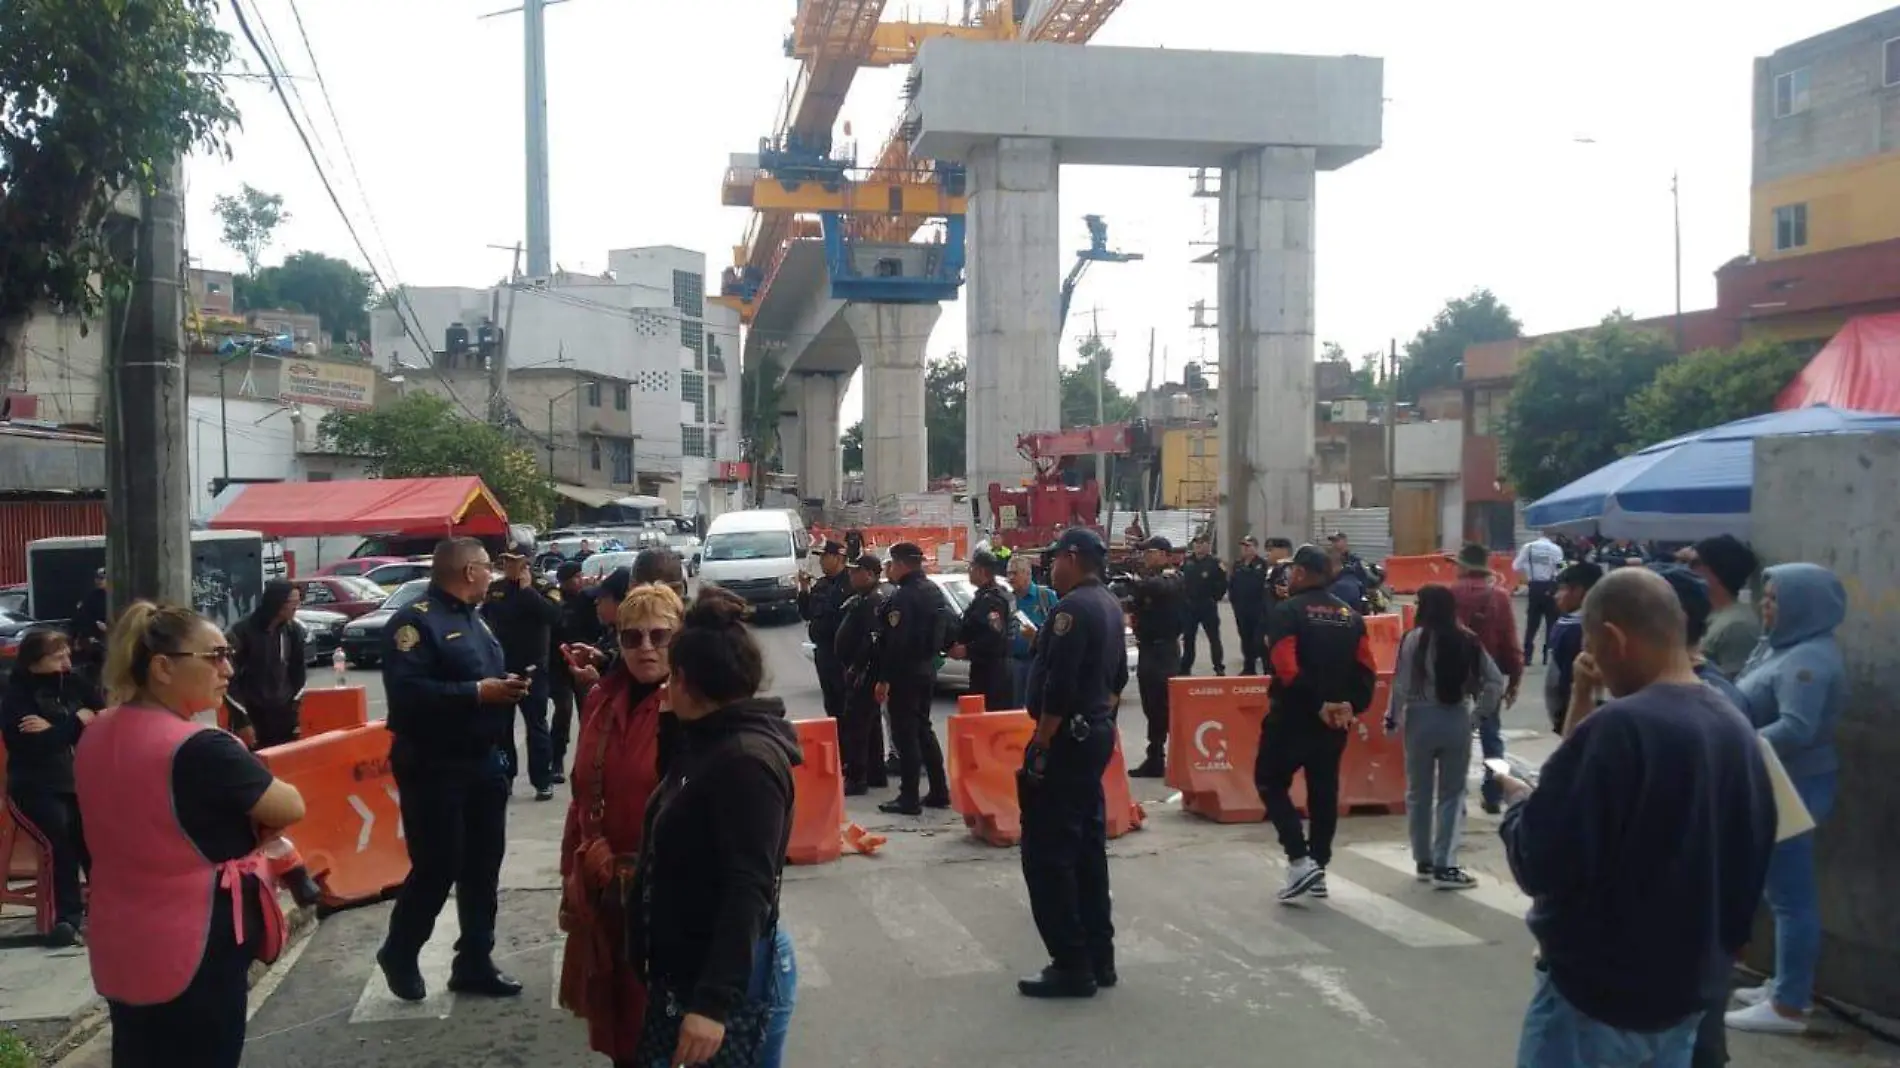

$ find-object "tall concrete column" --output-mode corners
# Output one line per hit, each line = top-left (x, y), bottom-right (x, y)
(1218, 146), (1318, 551)
(845, 302), (940, 503)
(795, 371), (845, 505)
(966, 137), (1061, 519)
(776, 411), (801, 480)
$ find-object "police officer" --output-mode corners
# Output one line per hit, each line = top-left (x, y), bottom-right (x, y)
(951, 550), (1016, 710)
(1256, 545), (1378, 903)
(1229, 535), (1270, 676)
(1179, 534), (1228, 675)
(547, 561), (593, 781)
(483, 541), (564, 801)
(834, 553), (889, 795)
(874, 542), (953, 815)
(1125, 536), (1186, 777)
(1017, 528), (1127, 999)
(377, 537), (530, 1002)
(797, 540), (851, 720)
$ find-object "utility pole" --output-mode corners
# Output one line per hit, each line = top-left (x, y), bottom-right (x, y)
(1139, 327), (1155, 537)
(489, 242), (523, 425)
(105, 161), (192, 613)
(1384, 338), (1397, 525)
(1671, 171), (1684, 352)
(480, 0), (560, 278)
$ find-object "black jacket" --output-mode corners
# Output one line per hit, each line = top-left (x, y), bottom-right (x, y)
(1, 671), (101, 794)
(629, 697), (802, 1023)
(875, 571), (952, 684)
(1264, 587), (1377, 732)
(956, 583), (1014, 667)
(227, 617), (307, 747)
(1181, 555), (1228, 603)
(1126, 570), (1186, 647)
(482, 576), (563, 672)
(834, 587), (885, 692)
(1229, 556), (1271, 611)
(798, 571), (850, 659)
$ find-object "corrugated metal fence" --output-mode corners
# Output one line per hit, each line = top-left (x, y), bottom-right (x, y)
(1312, 508), (1392, 563)
(0, 499), (108, 585)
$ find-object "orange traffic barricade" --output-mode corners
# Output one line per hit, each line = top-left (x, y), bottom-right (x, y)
(948, 696), (1143, 846)
(787, 717), (844, 865)
(299, 686), (369, 738)
(1101, 732), (1144, 838)
(1489, 552), (1523, 593)
(256, 722), (408, 910)
(1331, 674), (1406, 815)
(1380, 555), (1461, 594)
(1165, 677), (1271, 823)
(1401, 602), (1416, 630)
(1363, 614), (1403, 673)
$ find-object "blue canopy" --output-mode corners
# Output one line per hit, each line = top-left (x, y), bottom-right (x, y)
(1522, 405), (1900, 541)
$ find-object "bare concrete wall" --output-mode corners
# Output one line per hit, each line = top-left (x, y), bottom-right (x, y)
(1752, 431), (1900, 1015)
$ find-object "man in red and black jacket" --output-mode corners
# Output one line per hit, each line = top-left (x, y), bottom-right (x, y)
(1257, 544), (1379, 903)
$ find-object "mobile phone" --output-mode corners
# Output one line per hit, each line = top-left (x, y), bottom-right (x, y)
(523, 664), (537, 676)
(1483, 758), (1513, 777)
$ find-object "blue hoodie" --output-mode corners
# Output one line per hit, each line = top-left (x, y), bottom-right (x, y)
(1735, 563), (1846, 779)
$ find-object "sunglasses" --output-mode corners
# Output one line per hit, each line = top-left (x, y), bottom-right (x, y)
(170, 647), (234, 666)
(618, 627), (674, 650)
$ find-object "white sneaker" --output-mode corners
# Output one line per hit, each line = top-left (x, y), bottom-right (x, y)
(1731, 984), (1772, 1008)
(1278, 858), (1325, 903)
(1725, 999), (1809, 1035)
(1310, 869), (1329, 898)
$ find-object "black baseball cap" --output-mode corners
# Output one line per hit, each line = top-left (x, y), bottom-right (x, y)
(499, 539), (535, 560)
(589, 567), (633, 603)
(970, 549), (1003, 572)
(888, 542), (926, 563)
(1046, 528), (1108, 560)
(1290, 544), (1333, 575)
(850, 553), (883, 573)
(1240, 534), (1259, 547)
(1140, 535), (1174, 553)
(1327, 531), (1349, 542)
(555, 561), (583, 582)
(813, 539), (846, 557)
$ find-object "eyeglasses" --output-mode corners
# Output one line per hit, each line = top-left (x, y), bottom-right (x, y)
(618, 627), (675, 650)
(171, 647), (234, 666)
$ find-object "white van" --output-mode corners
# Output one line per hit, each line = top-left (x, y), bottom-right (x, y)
(697, 510), (811, 619)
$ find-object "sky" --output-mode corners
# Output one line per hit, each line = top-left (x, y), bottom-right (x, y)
(184, 0), (1892, 428)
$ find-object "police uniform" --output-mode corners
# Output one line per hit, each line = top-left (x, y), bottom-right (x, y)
(798, 543), (852, 721)
(482, 559), (564, 796)
(833, 555), (889, 793)
(1125, 538), (1186, 775)
(548, 564), (596, 777)
(378, 584), (521, 999)
(1017, 529), (1127, 998)
(875, 545), (953, 814)
(1256, 546), (1378, 897)
(1229, 544), (1271, 676)
(1179, 545), (1228, 675)
(956, 554), (1016, 711)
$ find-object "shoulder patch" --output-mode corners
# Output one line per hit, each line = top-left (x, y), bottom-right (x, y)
(886, 609), (901, 627)
(1051, 611), (1073, 637)
(394, 625), (421, 652)
(989, 609), (1005, 632)
(414, 601), (430, 614)
(547, 588), (562, 603)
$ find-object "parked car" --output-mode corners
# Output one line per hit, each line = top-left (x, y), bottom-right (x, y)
(312, 555), (409, 579)
(362, 561), (432, 592)
(581, 551), (641, 582)
(698, 509), (810, 620)
(0, 583), (27, 616)
(337, 579), (429, 667)
(292, 576), (389, 620)
(295, 607), (348, 667)
(0, 608), (44, 683)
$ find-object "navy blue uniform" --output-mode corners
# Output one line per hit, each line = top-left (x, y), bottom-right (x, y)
(957, 582), (1017, 711)
(875, 571), (953, 808)
(1020, 577), (1128, 975)
(1179, 554), (1228, 675)
(1126, 569), (1184, 768)
(380, 585), (512, 976)
(799, 571), (851, 721)
(483, 576), (563, 791)
(833, 586), (888, 790)
(1229, 555), (1271, 675)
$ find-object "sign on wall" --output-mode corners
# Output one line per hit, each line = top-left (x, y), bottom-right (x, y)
(279, 359), (376, 410)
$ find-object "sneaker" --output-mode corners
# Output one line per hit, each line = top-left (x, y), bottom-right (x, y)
(1725, 999), (1808, 1035)
(1414, 862), (1433, 882)
(1732, 984), (1773, 1008)
(1432, 867), (1478, 891)
(47, 921), (82, 948)
(534, 787), (555, 802)
(1278, 858), (1325, 903)
(1309, 870), (1329, 898)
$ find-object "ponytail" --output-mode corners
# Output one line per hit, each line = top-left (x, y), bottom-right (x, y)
(103, 600), (209, 706)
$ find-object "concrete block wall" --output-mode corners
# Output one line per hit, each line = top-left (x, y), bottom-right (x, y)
(1752, 430), (1900, 1016)
(1752, 8), (1900, 185)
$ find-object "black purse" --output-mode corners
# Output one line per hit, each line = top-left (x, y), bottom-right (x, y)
(627, 981), (775, 1068)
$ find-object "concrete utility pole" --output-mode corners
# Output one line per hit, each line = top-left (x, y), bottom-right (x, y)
(489, 242), (523, 425)
(481, 0), (560, 278)
(105, 161), (193, 614)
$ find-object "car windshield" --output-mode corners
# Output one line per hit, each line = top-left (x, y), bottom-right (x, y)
(935, 577), (974, 611)
(339, 577), (387, 599)
(383, 580), (429, 611)
(582, 551), (639, 578)
(704, 531), (793, 561)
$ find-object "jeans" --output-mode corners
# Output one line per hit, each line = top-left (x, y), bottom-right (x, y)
(1477, 711), (1506, 808)
(1518, 968), (1701, 1068)
(1763, 770), (1837, 1011)
(1401, 703), (1472, 870)
(749, 928), (797, 1068)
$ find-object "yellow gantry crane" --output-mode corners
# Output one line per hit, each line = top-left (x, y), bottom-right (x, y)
(716, 0), (1124, 322)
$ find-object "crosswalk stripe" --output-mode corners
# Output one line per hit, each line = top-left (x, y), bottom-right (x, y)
(550, 934), (565, 1010)
(860, 871), (1002, 978)
(783, 919), (832, 989)
(350, 909), (460, 1023)
(1196, 899), (1331, 959)
(1346, 842), (1531, 920)
(1245, 854), (1483, 949)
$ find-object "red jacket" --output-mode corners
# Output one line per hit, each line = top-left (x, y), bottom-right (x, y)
(1452, 575), (1524, 680)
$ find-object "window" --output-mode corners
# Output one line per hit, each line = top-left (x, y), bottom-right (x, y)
(681, 370), (705, 405)
(682, 425), (707, 458)
(611, 440), (633, 483)
(590, 439), (602, 471)
(1886, 36), (1900, 88)
(585, 379), (602, 407)
(672, 270), (704, 317)
(614, 384), (629, 411)
(1773, 67), (1810, 118)
(708, 384), (719, 420)
(708, 432), (720, 458)
(1774, 203), (1809, 251)
(680, 319), (704, 368)
(301, 583), (335, 605)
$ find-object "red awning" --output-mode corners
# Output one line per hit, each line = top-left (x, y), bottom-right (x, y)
(208, 477), (509, 538)
(1777, 312), (1900, 414)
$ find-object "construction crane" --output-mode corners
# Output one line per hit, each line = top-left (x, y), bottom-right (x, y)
(1059, 214), (1143, 326)
(986, 421), (1156, 553)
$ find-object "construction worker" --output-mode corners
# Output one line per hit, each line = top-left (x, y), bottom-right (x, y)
(797, 539), (851, 721)
(834, 553), (890, 795)
(1229, 535), (1270, 676)
(1125, 536), (1185, 777)
(874, 543), (953, 815)
(951, 550), (1016, 710)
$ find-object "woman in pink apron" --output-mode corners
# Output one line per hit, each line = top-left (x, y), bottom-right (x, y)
(75, 602), (307, 1068)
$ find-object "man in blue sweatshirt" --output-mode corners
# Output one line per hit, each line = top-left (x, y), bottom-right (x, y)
(1497, 568), (1776, 1068)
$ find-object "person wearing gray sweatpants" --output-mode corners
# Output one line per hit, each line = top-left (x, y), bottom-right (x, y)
(1386, 585), (1504, 890)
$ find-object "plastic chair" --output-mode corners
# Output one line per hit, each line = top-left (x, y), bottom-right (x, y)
(0, 799), (56, 936)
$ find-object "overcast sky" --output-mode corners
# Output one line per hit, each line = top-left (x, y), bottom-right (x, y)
(185, 0), (1887, 426)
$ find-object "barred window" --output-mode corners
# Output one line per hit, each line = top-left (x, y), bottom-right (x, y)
(682, 425), (707, 458)
(681, 371), (705, 405)
(680, 318), (704, 368)
(672, 270), (704, 318)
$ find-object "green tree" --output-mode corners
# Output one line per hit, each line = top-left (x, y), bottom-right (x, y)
(237, 250), (373, 346)
(318, 392), (556, 528)
(0, 0), (238, 383)
(1623, 338), (1810, 448)
(925, 354), (966, 479)
(1395, 289), (1522, 402)
(841, 421), (863, 473)
(213, 183), (288, 277)
(1501, 314), (1676, 501)
(1061, 334), (1138, 429)
(740, 351), (787, 470)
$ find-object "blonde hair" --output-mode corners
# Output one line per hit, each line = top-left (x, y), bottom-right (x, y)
(617, 583), (684, 631)
(103, 600), (214, 706)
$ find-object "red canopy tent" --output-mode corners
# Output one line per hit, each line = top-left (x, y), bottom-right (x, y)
(1776, 312), (1900, 414)
(208, 476), (509, 538)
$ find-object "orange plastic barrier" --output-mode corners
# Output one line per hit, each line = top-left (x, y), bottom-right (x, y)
(788, 717), (845, 865)
(1363, 613), (1403, 673)
(1165, 677), (1271, 823)
(299, 686), (369, 738)
(1380, 555), (1462, 594)
(1101, 733), (1145, 838)
(255, 722), (408, 909)
(1489, 552), (1523, 593)
(948, 695), (1143, 845)
(1401, 602), (1416, 630)
(1333, 675), (1406, 815)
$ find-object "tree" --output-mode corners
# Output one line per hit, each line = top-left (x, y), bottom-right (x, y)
(739, 351), (788, 501)
(1500, 314), (1676, 501)
(1622, 338), (1810, 448)
(841, 421), (863, 473)
(1061, 334), (1138, 429)
(318, 392), (556, 528)
(1394, 289), (1522, 402)
(0, 0), (238, 383)
(924, 354), (966, 479)
(213, 183), (288, 277)
(237, 250), (373, 346)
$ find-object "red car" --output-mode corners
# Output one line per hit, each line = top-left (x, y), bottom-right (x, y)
(311, 556), (409, 579)
(291, 576), (389, 620)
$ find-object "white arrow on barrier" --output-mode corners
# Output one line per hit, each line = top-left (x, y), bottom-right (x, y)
(384, 783), (403, 840)
(348, 794), (373, 853)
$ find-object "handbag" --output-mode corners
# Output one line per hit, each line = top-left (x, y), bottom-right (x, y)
(627, 981), (775, 1068)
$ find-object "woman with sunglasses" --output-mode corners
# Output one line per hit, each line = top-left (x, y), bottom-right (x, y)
(74, 602), (307, 1067)
(558, 584), (683, 1065)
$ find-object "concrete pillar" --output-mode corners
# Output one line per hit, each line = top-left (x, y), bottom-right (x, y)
(794, 371), (845, 505)
(845, 302), (940, 503)
(776, 411), (801, 480)
(1218, 145), (1318, 551)
(966, 137), (1062, 519)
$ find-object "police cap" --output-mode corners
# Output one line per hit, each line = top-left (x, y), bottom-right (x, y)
(1047, 527), (1108, 560)
(589, 566), (633, 603)
(555, 561), (583, 582)
(1290, 544), (1333, 575)
(1140, 535), (1174, 553)
(970, 549), (1004, 573)
(850, 553), (883, 574)
(889, 542), (926, 563)
(813, 539), (847, 557)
